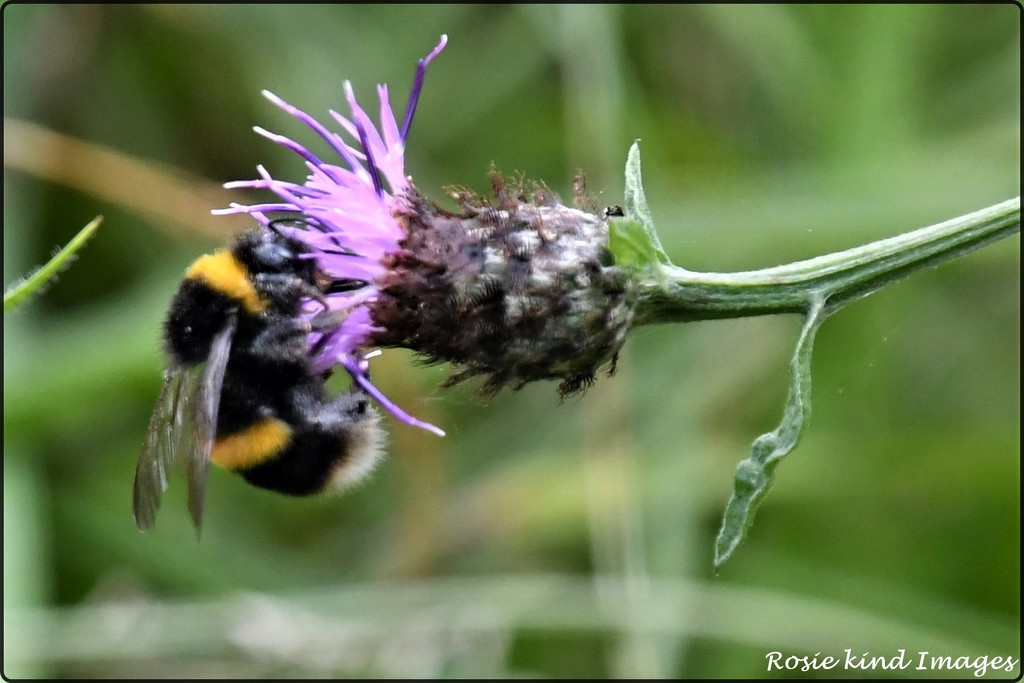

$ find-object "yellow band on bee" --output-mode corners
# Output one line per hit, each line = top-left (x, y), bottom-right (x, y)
(212, 418), (293, 471)
(185, 251), (268, 314)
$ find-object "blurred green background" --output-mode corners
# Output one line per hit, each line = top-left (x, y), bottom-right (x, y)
(4, 4), (1019, 678)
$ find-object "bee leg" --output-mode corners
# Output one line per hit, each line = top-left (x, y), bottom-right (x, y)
(252, 273), (330, 309)
(307, 311), (347, 357)
(290, 384), (372, 431)
(306, 310), (346, 333)
(249, 312), (344, 365)
(304, 285), (331, 311)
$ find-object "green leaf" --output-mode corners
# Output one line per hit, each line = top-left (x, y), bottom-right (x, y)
(608, 218), (667, 272)
(3, 216), (103, 315)
(713, 299), (829, 570)
(619, 141), (670, 267)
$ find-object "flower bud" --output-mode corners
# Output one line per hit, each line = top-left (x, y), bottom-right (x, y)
(372, 173), (635, 397)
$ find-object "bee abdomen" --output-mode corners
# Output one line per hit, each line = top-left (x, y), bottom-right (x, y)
(238, 405), (384, 497)
(211, 417), (293, 471)
(239, 431), (349, 496)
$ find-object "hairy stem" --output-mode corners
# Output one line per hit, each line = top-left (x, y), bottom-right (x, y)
(634, 197), (1020, 325)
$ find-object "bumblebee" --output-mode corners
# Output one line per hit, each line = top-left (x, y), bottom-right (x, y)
(133, 226), (384, 532)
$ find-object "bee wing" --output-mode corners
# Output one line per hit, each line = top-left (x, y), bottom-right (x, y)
(186, 314), (236, 534)
(133, 315), (236, 533)
(133, 363), (204, 531)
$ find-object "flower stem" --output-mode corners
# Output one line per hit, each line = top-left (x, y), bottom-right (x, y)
(634, 196), (1020, 325)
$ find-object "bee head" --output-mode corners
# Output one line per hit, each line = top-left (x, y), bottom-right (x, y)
(233, 227), (319, 284)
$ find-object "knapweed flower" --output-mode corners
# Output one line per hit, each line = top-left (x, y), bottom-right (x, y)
(206, 33), (1021, 568)
(214, 35), (636, 435)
